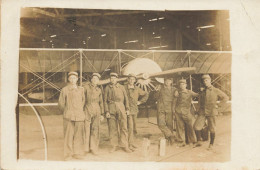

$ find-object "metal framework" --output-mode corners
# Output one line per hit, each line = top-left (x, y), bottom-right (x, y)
(19, 48), (232, 106)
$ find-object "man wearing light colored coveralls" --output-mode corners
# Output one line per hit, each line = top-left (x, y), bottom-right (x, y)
(58, 71), (85, 161)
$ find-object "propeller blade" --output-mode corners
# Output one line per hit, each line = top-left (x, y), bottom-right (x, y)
(144, 84), (148, 92)
(147, 83), (153, 91)
(98, 77), (127, 85)
(149, 82), (156, 90)
(149, 67), (196, 78)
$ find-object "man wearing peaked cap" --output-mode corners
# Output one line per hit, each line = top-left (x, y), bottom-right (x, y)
(104, 72), (132, 153)
(178, 79), (186, 84)
(59, 71), (85, 160)
(193, 74), (229, 150)
(110, 72), (118, 78)
(174, 78), (198, 147)
(201, 74), (211, 80)
(124, 73), (148, 151)
(68, 71), (78, 77)
(92, 73), (101, 79)
(83, 72), (103, 156)
(128, 73), (136, 79)
(156, 77), (177, 145)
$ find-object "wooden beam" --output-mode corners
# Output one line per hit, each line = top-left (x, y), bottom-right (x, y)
(32, 8), (56, 17)
(60, 11), (145, 18)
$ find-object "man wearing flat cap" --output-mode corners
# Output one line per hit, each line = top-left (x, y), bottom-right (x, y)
(156, 77), (177, 145)
(83, 73), (104, 155)
(193, 74), (228, 150)
(124, 73), (149, 151)
(58, 71), (85, 160)
(174, 79), (198, 147)
(104, 72), (132, 153)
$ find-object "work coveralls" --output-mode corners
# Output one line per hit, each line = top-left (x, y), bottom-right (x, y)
(83, 83), (104, 153)
(58, 85), (85, 158)
(156, 86), (176, 139)
(175, 89), (198, 143)
(124, 84), (149, 146)
(194, 86), (228, 133)
(104, 83), (130, 148)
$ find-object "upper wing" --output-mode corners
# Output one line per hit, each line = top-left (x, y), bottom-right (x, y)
(147, 67), (196, 78)
(98, 67), (196, 85)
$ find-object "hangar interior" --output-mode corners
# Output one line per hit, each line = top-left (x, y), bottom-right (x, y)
(18, 8), (232, 162)
(19, 8), (231, 103)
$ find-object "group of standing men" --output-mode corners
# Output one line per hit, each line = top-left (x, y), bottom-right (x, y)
(58, 71), (148, 160)
(157, 75), (228, 150)
(58, 71), (228, 161)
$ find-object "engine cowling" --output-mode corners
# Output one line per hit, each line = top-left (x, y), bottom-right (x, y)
(121, 58), (164, 91)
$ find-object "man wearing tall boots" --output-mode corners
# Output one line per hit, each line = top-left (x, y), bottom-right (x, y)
(124, 73), (149, 151)
(104, 72), (132, 153)
(193, 74), (229, 150)
(83, 73), (104, 156)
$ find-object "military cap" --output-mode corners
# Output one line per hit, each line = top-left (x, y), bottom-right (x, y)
(92, 73), (101, 79)
(128, 73), (136, 79)
(68, 71), (78, 77)
(202, 74), (211, 80)
(165, 77), (173, 81)
(110, 72), (118, 78)
(179, 79), (187, 84)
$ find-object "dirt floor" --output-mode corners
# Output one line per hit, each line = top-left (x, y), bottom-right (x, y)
(18, 108), (231, 162)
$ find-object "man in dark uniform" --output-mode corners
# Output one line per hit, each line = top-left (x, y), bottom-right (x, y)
(124, 73), (149, 151)
(174, 79), (199, 147)
(58, 71), (85, 161)
(156, 78), (177, 144)
(83, 73), (104, 155)
(193, 74), (229, 150)
(104, 72), (132, 153)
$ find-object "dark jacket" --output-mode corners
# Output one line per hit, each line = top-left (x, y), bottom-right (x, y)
(104, 83), (130, 114)
(198, 85), (229, 116)
(124, 84), (149, 115)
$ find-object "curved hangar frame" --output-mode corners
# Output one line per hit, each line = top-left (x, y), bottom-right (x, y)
(19, 48), (231, 104)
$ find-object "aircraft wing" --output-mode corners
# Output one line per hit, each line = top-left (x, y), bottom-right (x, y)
(98, 77), (128, 85)
(98, 67), (195, 85)
(147, 67), (196, 78)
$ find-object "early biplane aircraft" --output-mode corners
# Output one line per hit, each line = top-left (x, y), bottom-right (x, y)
(22, 57), (195, 101)
(18, 49), (231, 107)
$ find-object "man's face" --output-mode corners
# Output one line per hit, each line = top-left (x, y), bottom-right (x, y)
(179, 83), (187, 90)
(203, 78), (211, 87)
(68, 75), (78, 85)
(110, 76), (118, 84)
(165, 79), (172, 87)
(91, 76), (99, 85)
(128, 77), (136, 85)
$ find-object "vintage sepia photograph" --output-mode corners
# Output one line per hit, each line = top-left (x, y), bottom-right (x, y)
(17, 8), (232, 162)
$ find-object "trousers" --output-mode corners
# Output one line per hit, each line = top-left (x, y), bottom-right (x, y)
(63, 119), (85, 157)
(193, 114), (216, 133)
(108, 107), (128, 148)
(157, 110), (174, 138)
(84, 114), (100, 152)
(175, 112), (196, 143)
